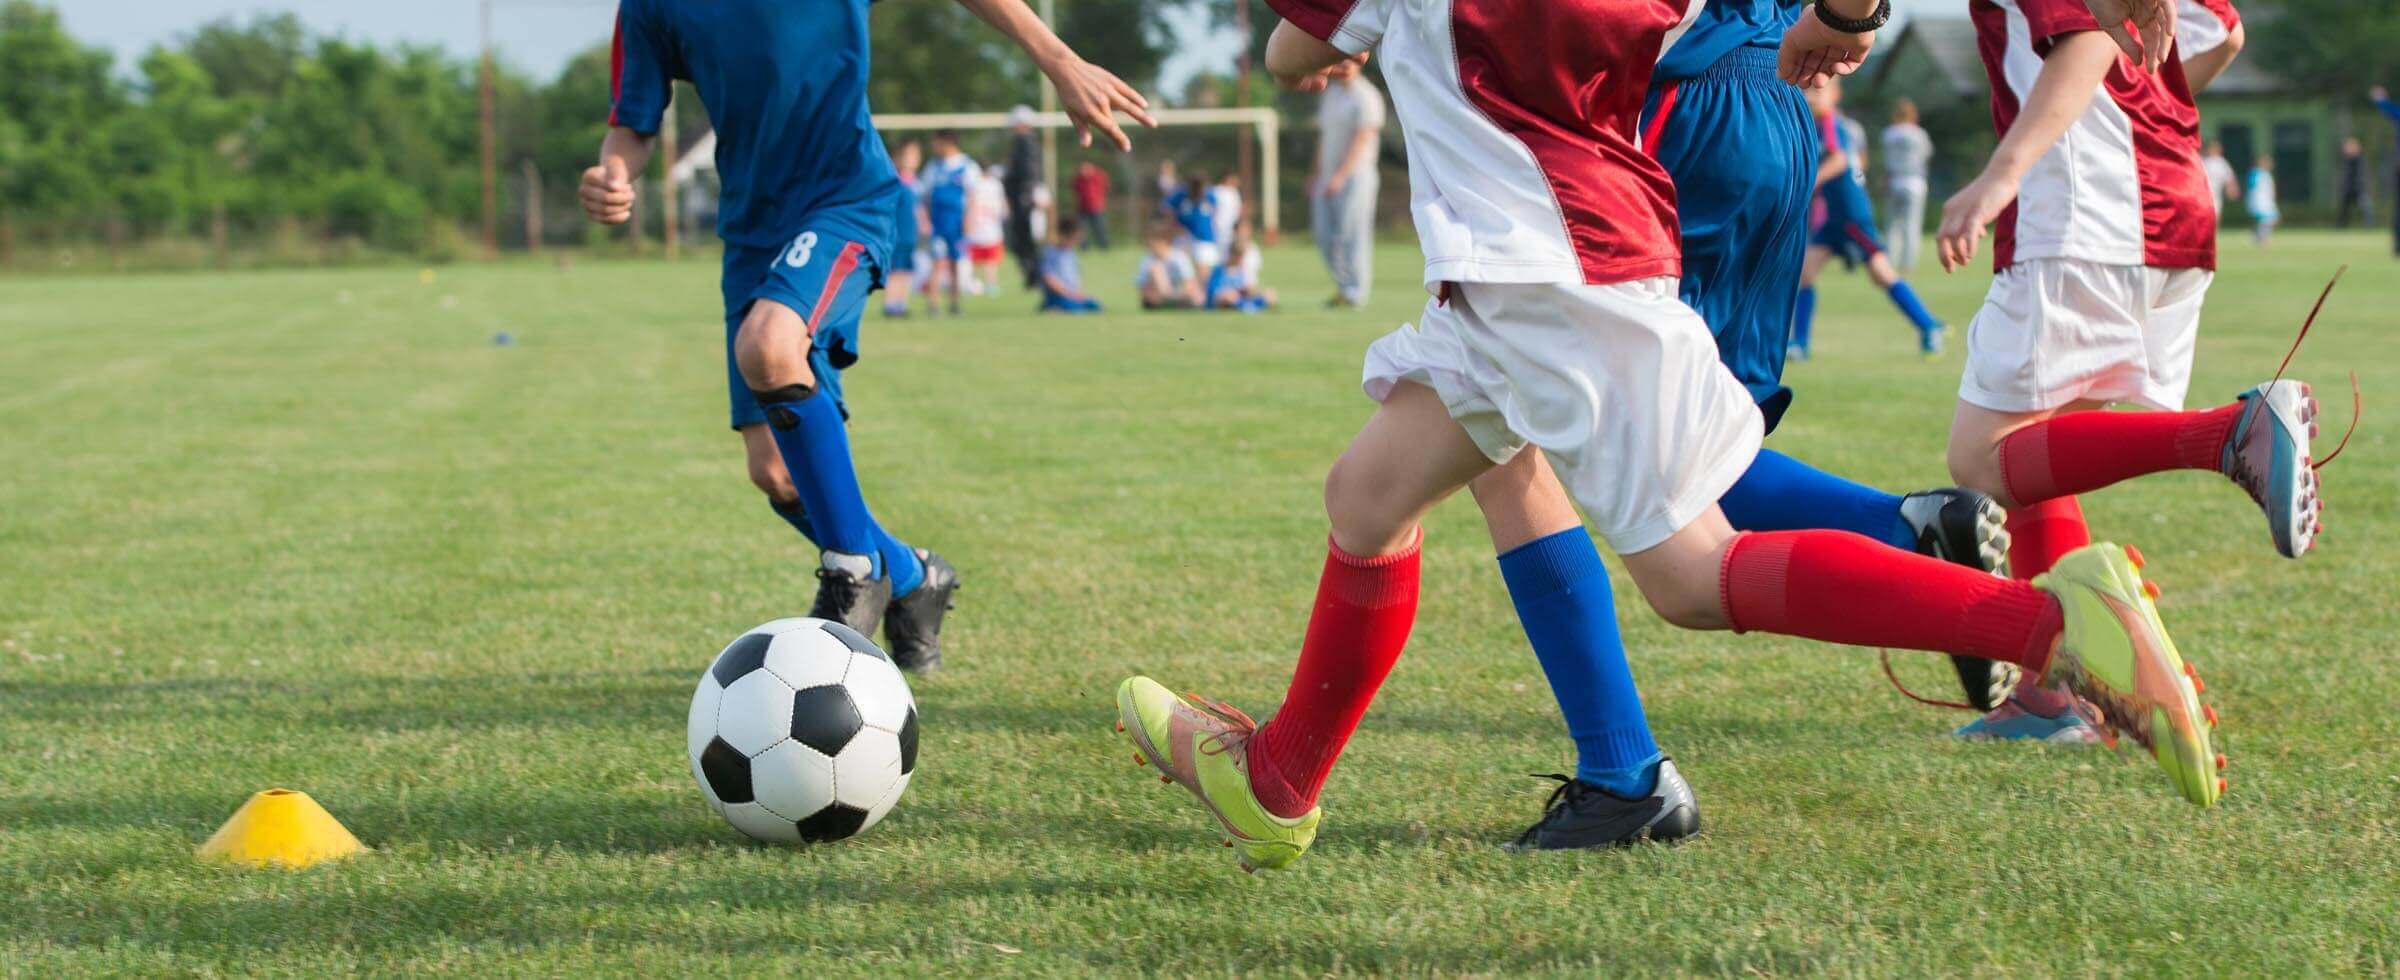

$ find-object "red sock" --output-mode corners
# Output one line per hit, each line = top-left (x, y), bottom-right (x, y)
(1247, 532), (1421, 819)
(1998, 405), (2240, 504)
(2006, 496), (2092, 581)
(1720, 530), (2062, 672)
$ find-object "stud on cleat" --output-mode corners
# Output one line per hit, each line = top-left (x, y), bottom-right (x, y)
(2218, 777), (2228, 796)
(1134, 752), (1147, 767)
(1161, 775), (1173, 784)
(2205, 704), (2219, 727)
(2215, 753), (2228, 770)
(2125, 545), (2147, 569)
(2142, 580), (2162, 599)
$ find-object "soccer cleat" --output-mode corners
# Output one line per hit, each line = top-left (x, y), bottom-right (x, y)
(2033, 543), (2221, 806)
(1900, 487), (2019, 711)
(882, 549), (959, 672)
(1115, 676), (1319, 872)
(1504, 762), (1700, 852)
(808, 555), (892, 638)
(2221, 380), (2320, 558)
(1952, 691), (2104, 745)
(1919, 323), (1947, 358)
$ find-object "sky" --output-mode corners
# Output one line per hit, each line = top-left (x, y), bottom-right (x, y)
(62, 0), (1959, 91)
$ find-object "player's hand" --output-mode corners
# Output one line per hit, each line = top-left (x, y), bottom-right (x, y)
(1043, 56), (1156, 152)
(1280, 53), (1367, 94)
(2084, 0), (2176, 73)
(1323, 171), (1349, 197)
(580, 158), (636, 225)
(1777, 6), (1875, 88)
(1936, 172), (2019, 272)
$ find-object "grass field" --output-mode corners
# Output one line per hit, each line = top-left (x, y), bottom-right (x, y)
(3, 233), (2395, 975)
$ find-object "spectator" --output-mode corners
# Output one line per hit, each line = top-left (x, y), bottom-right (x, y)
(1207, 228), (1276, 313)
(1003, 104), (1043, 288)
(1073, 160), (1114, 249)
(1879, 99), (1933, 271)
(2336, 137), (2373, 229)
(885, 139), (927, 318)
(1312, 55), (1384, 308)
(1135, 221), (1203, 309)
(966, 165), (1009, 295)
(1154, 160), (1180, 219)
(2200, 139), (2239, 216)
(2246, 154), (2280, 247)
(1038, 215), (1101, 313)
(2375, 86), (2400, 254)
(1170, 176), (1223, 269)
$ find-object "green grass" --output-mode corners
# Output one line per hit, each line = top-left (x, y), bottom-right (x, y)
(3, 232), (2395, 976)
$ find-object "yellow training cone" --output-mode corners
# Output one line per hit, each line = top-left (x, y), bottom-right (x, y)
(196, 789), (366, 869)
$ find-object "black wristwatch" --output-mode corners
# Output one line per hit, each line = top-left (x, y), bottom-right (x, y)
(1814, 0), (1891, 33)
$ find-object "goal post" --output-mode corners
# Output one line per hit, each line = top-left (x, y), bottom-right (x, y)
(871, 107), (1283, 236)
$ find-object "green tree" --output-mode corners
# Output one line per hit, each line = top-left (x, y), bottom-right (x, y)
(2249, 1), (2400, 97)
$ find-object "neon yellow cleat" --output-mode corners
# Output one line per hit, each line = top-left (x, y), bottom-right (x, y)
(1115, 676), (1319, 871)
(2035, 543), (2225, 807)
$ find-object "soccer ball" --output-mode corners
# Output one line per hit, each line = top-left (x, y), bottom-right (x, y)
(687, 618), (918, 843)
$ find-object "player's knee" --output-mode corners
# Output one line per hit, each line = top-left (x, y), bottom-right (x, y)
(1640, 578), (1727, 631)
(1322, 454), (1414, 554)
(1946, 440), (2006, 501)
(733, 303), (817, 392)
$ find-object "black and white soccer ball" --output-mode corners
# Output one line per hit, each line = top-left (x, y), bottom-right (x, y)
(688, 618), (918, 843)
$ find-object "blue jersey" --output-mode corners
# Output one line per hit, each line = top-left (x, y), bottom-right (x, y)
(609, 0), (897, 255)
(920, 154), (978, 223)
(1169, 189), (1217, 244)
(1655, 0), (1804, 83)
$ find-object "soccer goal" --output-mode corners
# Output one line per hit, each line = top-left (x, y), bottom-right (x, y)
(871, 107), (1284, 235)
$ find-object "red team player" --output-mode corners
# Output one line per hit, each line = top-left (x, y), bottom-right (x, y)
(1113, 0), (2227, 873)
(1935, 0), (2324, 741)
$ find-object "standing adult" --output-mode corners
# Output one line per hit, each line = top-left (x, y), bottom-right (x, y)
(1002, 104), (1043, 287)
(2335, 138), (2372, 229)
(1310, 56), (1384, 308)
(2374, 87), (2400, 255)
(1879, 99), (1933, 271)
(1072, 160), (1113, 249)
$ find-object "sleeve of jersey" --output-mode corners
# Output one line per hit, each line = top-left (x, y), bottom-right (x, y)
(2012, 0), (2102, 48)
(607, 5), (674, 136)
(1263, 0), (1389, 55)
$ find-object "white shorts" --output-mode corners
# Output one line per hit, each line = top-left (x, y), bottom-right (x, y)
(1189, 241), (1224, 271)
(1362, 278), (1763, 554)
(1960, 258), (2212, 413)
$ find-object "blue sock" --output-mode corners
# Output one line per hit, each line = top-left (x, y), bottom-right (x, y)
(1499, 527), (1662, 798)
(1886, 281), (1940, 331)
(1792, 286), (1816, 352)
(1718, 449), (1914, 549)
(757, 388), (916, 589)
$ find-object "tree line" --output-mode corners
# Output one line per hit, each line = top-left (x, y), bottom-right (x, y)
(0, 0), (1172, 261)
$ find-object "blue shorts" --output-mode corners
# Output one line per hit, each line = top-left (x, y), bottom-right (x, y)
(721, 224), (882, 430)
(1643, 46), (1816, 432)
(1812, 177), (1885, 265)
(927, 211), (967, 262)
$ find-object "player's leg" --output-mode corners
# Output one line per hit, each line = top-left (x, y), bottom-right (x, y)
(1470, 453), (1698, 849)
(1863, 245), (1944, 354)
(1118, 379), (1493, 870)
(1791, 245), (1830, 357)
(1339, 178), (1378, 306)
(1949, 263), (2320, 557)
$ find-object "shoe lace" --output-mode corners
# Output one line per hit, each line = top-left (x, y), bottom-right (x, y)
(2264, 267), (2362, 473)
(812, 568), (866, 612)
(1513, 774), (1585, 848)
(1182, 692), (1259, 757)
(1877, 651), (1979, 712)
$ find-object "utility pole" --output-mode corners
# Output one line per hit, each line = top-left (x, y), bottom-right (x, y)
(1039, 0), (1058, 214)
(478, 0), (499, 257)
(662, 95), (681, 259)
(1235, 0), (1254, 229)
(522, 160), (543, 256)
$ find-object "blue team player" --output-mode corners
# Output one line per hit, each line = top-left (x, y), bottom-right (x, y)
(1791, 75), (1946, 358)
(582, 0), (1151, 668)
(919, 130), (981, 317)
(1466, 0), (2017, 850)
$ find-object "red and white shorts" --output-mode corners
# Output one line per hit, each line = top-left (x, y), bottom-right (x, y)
(1362, 278), (1763, 554)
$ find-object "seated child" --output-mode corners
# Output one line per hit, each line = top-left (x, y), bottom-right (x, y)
(1039, 215), (1102, 313)
(1206, 230), (1276, 313)
(1136, 221), (1204, 309)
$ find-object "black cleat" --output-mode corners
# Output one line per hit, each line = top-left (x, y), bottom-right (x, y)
(809, 556), (892, 638)
(1505, 761), (1700, 851)
(882, 549), (959, 672)
(1900, 487), (2019, 711)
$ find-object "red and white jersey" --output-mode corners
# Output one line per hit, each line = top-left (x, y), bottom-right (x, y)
(2177, 0), (2240, 60)
(1265, 0), (1699, 288)
(1969, 0), (2215, 271)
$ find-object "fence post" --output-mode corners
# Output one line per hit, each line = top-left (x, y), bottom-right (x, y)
(0, 208), (13, 270)
(523, 160), (544, 256)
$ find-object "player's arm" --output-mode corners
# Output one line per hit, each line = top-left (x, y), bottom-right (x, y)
(1935, 30), (2118, 271)
(951, 0), (1155, 150)
(2180, 19), (2242, 91)
(1266, 20), (1356, 91)
(582, 127), (656, 226)
(1325, 118), (1380, 195)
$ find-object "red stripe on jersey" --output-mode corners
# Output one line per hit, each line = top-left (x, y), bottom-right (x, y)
(1641, 82), (1682, 158)
(1263, 0), (1367, 47)
(805, 243), (868, 337)
(1449, 0), (1687, 285)
(607, 16), (626, 126)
